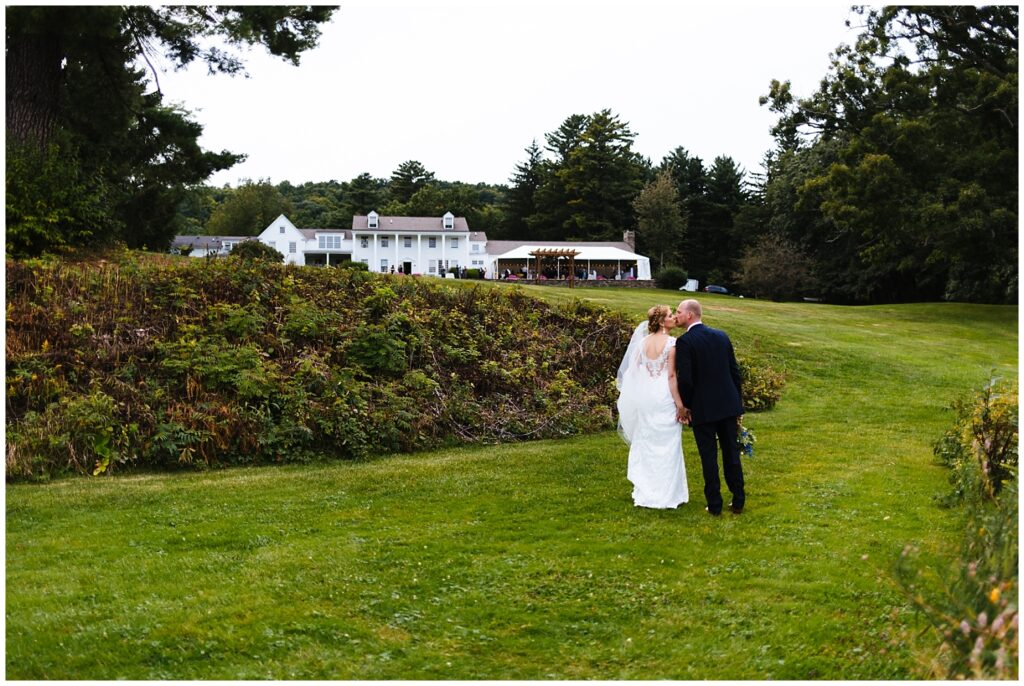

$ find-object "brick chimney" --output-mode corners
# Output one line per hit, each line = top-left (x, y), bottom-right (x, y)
(622, 230), (636, 252)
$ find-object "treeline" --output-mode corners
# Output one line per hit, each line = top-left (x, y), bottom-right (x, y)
(7, 7), (1016, 305)
(755, 6), (1018, 304)
(177, 113), (759, 292)
(180, 7), (1020, 305)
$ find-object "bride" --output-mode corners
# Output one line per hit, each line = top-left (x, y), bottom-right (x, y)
(616, 305), (689, 509)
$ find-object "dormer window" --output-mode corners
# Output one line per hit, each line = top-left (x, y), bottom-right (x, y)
(368, 211), (379, 229)
(443, 211), (454, 230)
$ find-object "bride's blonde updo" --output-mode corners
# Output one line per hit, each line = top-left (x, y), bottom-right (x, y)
(647, 305), (671, 334)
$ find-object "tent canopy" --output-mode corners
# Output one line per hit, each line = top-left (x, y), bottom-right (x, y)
(493, 245), (643, 261)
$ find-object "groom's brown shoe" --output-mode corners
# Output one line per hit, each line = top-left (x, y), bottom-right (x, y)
(705, 506), (721, 516)
(730, 504), (743, 514)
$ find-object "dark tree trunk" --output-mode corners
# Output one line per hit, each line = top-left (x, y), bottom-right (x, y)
(5, 23), (63, 151)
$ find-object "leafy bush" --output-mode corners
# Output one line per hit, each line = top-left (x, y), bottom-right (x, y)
(5, 254), (636, 479)
(655, 265), (688, 290)
(738, 355), (786, 412)
(895, 379), (1019, 679)
(933, 378), (1018, 503)
(338, 260), (368, 271)
(231, 240), (284, 262)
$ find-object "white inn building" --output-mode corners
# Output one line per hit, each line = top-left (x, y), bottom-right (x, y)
(173, 212), (651, 281)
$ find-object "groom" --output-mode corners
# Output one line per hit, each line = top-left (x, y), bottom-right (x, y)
(674, 299), (745, 515)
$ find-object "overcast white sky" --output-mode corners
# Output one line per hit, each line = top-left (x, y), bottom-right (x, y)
(153, 1), (861, 187)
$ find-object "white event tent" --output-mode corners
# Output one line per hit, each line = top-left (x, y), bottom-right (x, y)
(487, 244), (651, 281)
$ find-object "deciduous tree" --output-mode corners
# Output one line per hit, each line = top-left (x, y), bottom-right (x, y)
(205, 179), (292, 236)
(632, 170), (687, 271)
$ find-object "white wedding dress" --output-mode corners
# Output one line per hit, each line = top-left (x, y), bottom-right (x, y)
(616, 326), (688, 509)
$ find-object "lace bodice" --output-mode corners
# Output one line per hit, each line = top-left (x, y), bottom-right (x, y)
(638, 335), (674, 378)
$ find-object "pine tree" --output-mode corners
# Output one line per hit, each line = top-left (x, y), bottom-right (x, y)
(501, 140), (543, 238)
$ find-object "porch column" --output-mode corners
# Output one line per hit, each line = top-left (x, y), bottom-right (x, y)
(417, 234), (422, 274)
(373, 232), (378, 272)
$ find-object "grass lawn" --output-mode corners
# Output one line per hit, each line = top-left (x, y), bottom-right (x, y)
(6, 286), (1017, 679)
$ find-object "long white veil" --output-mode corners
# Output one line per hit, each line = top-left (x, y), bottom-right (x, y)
(615, 321), (648, 445)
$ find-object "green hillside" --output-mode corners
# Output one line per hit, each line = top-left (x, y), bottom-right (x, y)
(6, 281), (1017, 679)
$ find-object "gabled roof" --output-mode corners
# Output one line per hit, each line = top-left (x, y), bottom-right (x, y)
(171, 235), (251, 249)
(352, 215), (470, 233)
(469, 232), (487, 241)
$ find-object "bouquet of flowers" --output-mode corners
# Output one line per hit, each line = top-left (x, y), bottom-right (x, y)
(737, 418), (756, 458)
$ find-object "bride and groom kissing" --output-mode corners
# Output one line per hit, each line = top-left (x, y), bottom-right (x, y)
(616, 299), (745, 516)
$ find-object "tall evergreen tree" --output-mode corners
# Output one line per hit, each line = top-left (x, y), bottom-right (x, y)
(343, 173), (386, 216)
(500, 140), (543, 239)
(389, 160), (435, 205)
(527, 110), (645, 241)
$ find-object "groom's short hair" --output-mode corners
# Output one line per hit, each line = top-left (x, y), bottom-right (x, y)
(680, 299), (702, 318)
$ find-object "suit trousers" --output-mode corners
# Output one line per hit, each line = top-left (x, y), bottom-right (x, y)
(692, 417), (744, 514)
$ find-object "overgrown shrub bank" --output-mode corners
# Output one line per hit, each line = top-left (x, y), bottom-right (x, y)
(6, 253), (635, 479)
(6, 252), (785, 480)
(896, 378), (1018, 679)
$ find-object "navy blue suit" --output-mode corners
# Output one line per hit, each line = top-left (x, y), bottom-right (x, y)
(676, 322), (745, 514)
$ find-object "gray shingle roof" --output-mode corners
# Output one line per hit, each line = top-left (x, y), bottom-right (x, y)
(171, 235), (251, 250)
(352, 215), (470, 232)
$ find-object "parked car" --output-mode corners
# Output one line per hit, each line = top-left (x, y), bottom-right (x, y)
(704, 284), (729, 295)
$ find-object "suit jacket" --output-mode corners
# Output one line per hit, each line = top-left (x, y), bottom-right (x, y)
(675, 323), (744, 425)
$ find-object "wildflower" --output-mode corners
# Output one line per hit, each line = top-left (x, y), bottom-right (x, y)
(977, 612), (988, 628)
(989, 587), (1001, 603)
(960, 620), (971, 636)
(991, 615), (1004, 633)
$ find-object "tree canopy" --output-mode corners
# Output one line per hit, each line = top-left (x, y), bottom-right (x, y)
(760, 6), (1018, 303)
(5, 5), (337, 256)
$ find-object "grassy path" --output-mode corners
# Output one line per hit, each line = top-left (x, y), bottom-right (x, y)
(6, 288), (1017, 679)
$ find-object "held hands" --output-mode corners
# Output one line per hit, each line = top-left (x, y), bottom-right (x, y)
(676, 406), (691, 425)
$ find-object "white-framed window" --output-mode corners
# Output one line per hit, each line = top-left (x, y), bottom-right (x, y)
(404, 236), (412, 248)
(289, 242), (297, 253)
(267, 241), (277, 249)
(319, 235), (341, 250)
(450, 237), (459, 249)
(443, 212), (454, 229)
(279, 226), (286, 234)
(428, 237), (437, 248)
(360, 236), (369, 248)
(361, 258), (369, 266)
(380, 259), (388, 273)
(472, 260), (484, 266)
(368, 212), (378, 229)
(381, 237), (389, 248)
(472, 244), (481, 253)
(428, 260), (437, 274)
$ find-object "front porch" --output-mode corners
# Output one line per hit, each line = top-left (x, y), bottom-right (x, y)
(304, 253), (352, 267)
